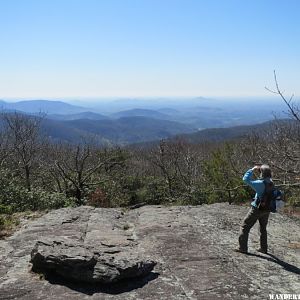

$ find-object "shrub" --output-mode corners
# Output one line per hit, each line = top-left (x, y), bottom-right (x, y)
(86, 188), (110, 207)
(0, 169), (76, 212)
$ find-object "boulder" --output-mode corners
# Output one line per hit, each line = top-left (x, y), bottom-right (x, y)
(30, 239), (156, 283)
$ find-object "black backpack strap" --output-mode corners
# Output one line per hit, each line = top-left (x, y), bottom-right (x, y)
(260, 179), (273, 210)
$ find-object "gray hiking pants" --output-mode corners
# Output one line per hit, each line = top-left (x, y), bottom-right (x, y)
(238, 206), (270, 252)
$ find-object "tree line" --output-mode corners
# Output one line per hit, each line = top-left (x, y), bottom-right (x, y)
(0, 112), (299, 217)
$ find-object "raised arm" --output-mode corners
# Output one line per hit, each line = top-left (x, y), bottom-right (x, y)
(243, 167), (262, 192)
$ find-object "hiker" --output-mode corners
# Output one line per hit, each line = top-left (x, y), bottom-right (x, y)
(236, 164), (273, 254)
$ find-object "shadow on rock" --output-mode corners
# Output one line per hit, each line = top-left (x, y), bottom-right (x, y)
(44, 271), (160, 295)
(247, 253), (300, 275)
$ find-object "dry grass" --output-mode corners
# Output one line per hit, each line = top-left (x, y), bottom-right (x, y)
(282, 206), (300, 217)
(287, 242), (300, 249)
(0, 211), (45, 239)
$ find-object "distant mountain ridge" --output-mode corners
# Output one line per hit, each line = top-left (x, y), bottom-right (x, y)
(0, 100), (197, 145)
(47, 111), (109, 121)
(0, 98), (287, 128)
(0, 100), (88, 115)
(110, 108), (171, 120)
(40, 116), (196, 145)
(130, 119), (293, 148)
(0, 98), (289, 146)
(178, 121), (273, 143)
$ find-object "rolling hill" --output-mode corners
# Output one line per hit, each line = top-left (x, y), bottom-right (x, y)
(0, 100), (89, 115)
(129, 119), (294, 148)
(40, 116), (196, 145)
(47, 111), (109, 121)
(110, 109), (171, 120)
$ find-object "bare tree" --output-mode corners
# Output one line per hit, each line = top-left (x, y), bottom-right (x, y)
(53, 141), (124, 204)
(145, 138), (205, 202)
(266, 70), (300, 122)
(264, 71), (300, 179)
(1, 112), (44, 191)
(0, 131), (10, 167)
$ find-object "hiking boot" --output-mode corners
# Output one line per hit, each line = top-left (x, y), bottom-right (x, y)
(257, 248), (268, 254)
(234, 248), (248, 254)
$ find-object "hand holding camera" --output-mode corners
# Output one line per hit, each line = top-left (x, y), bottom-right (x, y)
(252, 165), (261, 172)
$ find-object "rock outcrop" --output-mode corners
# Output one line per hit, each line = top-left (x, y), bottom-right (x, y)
(31, 239), (156, 283)
(0, 203), (299, 299)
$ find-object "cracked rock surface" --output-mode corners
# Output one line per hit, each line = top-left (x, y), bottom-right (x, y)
(0, 203), (299, 299)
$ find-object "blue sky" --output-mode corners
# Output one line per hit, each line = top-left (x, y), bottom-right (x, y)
(0, 0), (299, 99)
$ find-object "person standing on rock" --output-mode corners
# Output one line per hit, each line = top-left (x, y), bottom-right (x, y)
(236, 164), (272, 254)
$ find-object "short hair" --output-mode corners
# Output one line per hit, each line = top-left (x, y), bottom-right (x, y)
(260, 164), (272, 178)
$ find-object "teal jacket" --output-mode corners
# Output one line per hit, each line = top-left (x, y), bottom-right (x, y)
(242, 169), (272, 208)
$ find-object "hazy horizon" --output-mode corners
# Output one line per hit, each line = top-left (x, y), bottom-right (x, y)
(0, 95), (290, 103)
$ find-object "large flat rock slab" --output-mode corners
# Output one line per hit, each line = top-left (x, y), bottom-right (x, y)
(0, 204), (299, 299)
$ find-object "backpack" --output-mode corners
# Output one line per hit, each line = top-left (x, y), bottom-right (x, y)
(258, 180), (283, 213)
